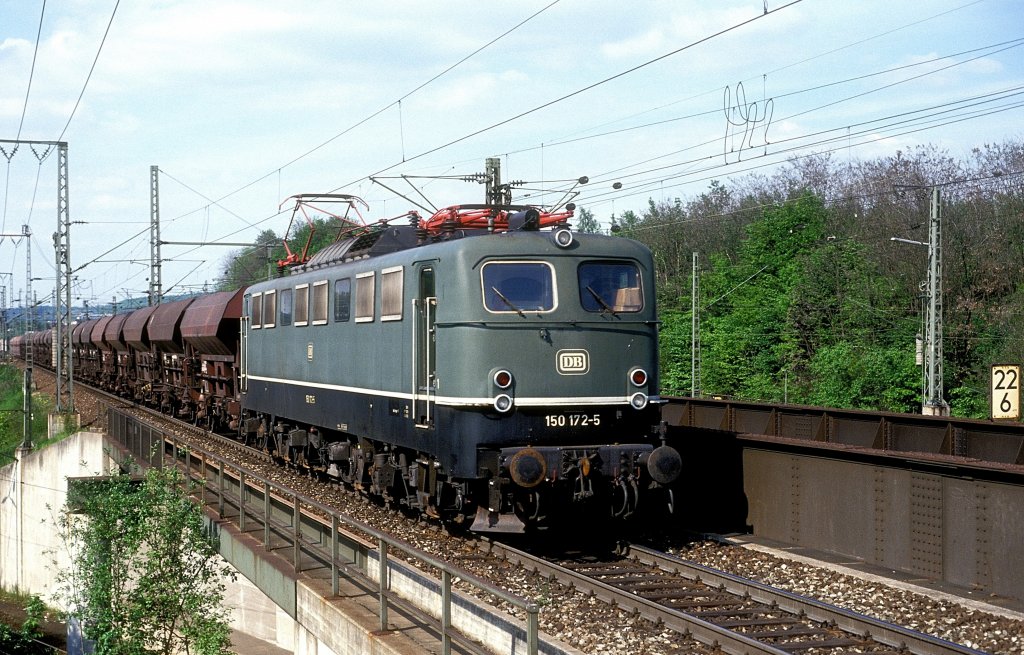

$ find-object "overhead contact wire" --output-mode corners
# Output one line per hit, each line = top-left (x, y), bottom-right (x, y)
(164, 0), (565, 220)
(55, 0), (120, 143)
(342, 0), (805, 188)
(2, 0), (46, 235)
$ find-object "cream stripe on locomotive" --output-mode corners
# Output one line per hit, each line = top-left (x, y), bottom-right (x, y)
(245, 374), (653, 407)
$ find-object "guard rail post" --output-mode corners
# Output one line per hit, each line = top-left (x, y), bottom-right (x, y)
(263, 481), (271, 551)
(239, 472), (247, 532)
(183, 445), (190, 485)
(527, 602), (540, 655)
(217, 460), (225, 519)
(442, 569), (452, 655)
(293, 494), (301, 571)
(331, 515), (340, 596)
(378, 537), (389, 632)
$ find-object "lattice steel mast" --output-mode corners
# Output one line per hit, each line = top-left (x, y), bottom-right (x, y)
(149, 165), (162, 305)
(54, 142), (73, 413)
(923, 187), (947, 415)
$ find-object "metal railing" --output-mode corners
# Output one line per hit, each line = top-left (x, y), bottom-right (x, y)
(106, 407), (542, 655)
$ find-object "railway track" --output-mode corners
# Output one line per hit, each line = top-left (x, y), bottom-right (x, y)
(477, 539), (989, 655)
(20, 366), (1019, 654)
(124, 413), (995, 655)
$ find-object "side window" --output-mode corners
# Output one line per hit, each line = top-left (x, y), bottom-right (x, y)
(355, 271), (375, 323)
(334, 278), (351, 322)
(578, 262), (643, 313)
(481, 261), (556, 313)
(280, 288), (293, 326)
(381, 267), (403, 321)
(251, 293), (262, 329)
(295, 284), (309, 326)
(263, 289), (277, 328)
(312, 281), (329, 325)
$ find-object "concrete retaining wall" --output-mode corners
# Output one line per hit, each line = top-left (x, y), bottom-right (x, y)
(0, 432), (112, 602)
(0, 432), (293, 654)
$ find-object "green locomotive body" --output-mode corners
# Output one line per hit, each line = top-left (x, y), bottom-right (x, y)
(239, 219), (680, 531)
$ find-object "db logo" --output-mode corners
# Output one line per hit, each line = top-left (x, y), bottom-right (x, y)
(557, 349), (590, 375)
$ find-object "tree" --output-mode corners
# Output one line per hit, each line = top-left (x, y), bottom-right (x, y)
(611, 209), (642, 236)
(573, 207), (603, 234)
(698, 192), (827, 401)
(217, 228), (280, 290)
(625, 138), (1023, 415)
(52, 465), (234, 655)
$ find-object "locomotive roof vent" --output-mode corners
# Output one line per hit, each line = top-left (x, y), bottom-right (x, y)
(294, 225), (420, 272)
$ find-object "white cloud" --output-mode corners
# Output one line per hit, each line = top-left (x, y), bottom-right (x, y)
(1, 0), (1021, 294)
(602, 28), (666, 59)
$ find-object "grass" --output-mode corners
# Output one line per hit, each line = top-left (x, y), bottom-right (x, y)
(0, 363), (60, 466)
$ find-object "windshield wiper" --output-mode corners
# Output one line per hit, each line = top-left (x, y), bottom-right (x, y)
(491, 286), (526, 317)
(586, 286), (618, 316)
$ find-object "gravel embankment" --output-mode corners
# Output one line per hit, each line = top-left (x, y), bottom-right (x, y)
(38, 368), (1024, 655)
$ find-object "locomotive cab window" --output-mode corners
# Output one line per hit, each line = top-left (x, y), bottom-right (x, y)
(294, 284), (309, 326)
(312, 281), (329, 325)
(482, 261), (556, 313)
(263, 289), (277, 328)
(250, 293), (262, 329)
(578, 262), (643, 313)
(334, 278), (351, 322)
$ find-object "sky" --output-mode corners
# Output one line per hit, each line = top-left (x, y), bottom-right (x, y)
(1, 0), (1022, 310)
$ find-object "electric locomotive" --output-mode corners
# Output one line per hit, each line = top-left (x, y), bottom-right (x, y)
(239, 205), (682, 532)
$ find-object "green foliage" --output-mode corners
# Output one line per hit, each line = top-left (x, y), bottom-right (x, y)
(216, 229), (280, 290)
(805, 342), (920, 412)
(610, 209), (642, 237)
(52, 465), (234, 655)
(0, 365), (55, 466)
(217, 213), (368, 290)
(654, 190), (928, 410)
(0, 594), (47, 655)
(658, 308), (693, 395)
(697, 193), (825, 400)
(573, 207), (603, 234)
(0, 365), (21, 457)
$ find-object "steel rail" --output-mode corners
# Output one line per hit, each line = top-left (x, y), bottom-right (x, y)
(629, 544), (990, 655)
(483, 539), (794, 655)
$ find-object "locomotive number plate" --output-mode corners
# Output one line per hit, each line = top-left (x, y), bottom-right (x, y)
(544, 413), (601, 427)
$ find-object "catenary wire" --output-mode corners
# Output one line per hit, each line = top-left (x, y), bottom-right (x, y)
(54, 0), (120, 143)
(331, 0), (805, 191)
(157, 1), (564, 226)
(0, 1), (46, 236)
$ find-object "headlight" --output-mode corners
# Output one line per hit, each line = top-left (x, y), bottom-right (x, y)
(552, 228), (574, 248)
(630, 392), (648, 410)
(494, 394), (514, 413)
(629, 368), (648, 387)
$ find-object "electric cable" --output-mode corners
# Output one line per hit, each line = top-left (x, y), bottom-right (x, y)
(54, 0), (120, 143)
(332, 0), (805, 191)
(159, 1), (564, 223)
(1, 0), (46, 235)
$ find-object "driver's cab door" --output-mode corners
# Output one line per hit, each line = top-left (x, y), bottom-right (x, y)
(412, 265), (436, 427)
